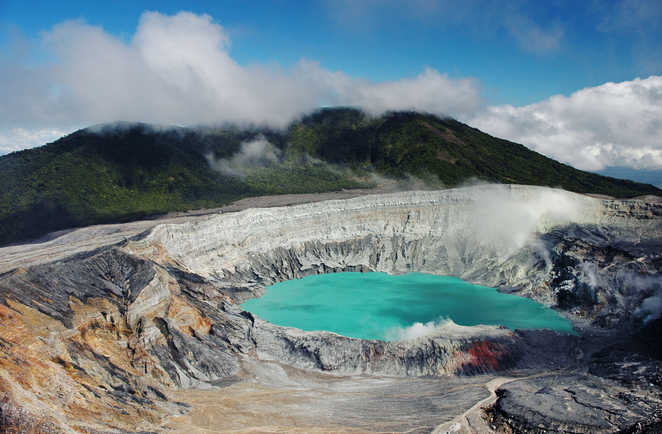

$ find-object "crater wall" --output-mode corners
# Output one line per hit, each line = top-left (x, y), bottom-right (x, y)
(129, 185), (662, 323)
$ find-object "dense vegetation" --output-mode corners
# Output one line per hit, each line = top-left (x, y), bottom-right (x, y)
(288, 109), (662, 194)
(1, 108), (660, 246)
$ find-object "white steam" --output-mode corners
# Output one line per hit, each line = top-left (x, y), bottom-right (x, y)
(386, 317), (506, 341)
(386, 318), (459, 341)
(631, 274), (662, 323)
(579, 261), (662, 323)
(206, 135), (282, 177)
(459, 184), (585, 259)
(638, 294), (662, 324)
(579, 261), (606, 290)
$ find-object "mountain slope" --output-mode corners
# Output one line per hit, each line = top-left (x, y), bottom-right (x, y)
(1, 108), (659, 246)
(289, 109), (660, 196)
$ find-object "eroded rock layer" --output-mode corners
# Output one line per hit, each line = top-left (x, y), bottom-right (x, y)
(0, 185), (661, 432)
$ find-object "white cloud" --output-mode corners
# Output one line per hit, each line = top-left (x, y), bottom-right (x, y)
(326, 0), (565, 55)
(0, 128), (73, 155)
(594, 0), (662, 75)
(504, 14), (563, 55)
(470, 76), (662, 171)
(597, 0), (662, 32)
(299, 63), (480, 117)
(0, 11), (480, 153)
(2, 10), (661, 175)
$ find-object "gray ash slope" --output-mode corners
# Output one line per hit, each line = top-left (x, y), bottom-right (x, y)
(0, 184), (661, 432)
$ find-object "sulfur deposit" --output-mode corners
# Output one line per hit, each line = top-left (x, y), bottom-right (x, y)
(1, 185), (661, 432)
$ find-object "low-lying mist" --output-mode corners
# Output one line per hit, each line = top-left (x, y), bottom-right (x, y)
(205, 135), (282, 177)
(202, 132), (450, 195)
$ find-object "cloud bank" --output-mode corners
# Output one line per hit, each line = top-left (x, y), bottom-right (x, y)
(0, 11), (479, 154)
(470, 76), (662, 171)
(1, 10), (661, 176)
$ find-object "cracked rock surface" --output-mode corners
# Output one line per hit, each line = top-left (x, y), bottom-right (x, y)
(488, 370), (662, 433)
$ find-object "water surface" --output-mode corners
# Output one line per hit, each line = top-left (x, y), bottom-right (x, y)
(241, 272), (574, 340)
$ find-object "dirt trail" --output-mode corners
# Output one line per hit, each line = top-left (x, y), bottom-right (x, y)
(432, 372), (556, 434)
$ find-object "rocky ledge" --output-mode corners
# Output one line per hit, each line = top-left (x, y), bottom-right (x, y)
(0, 184), (661, 432)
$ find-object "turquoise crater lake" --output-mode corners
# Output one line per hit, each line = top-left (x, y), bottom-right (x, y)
(241, 272), (574, 341)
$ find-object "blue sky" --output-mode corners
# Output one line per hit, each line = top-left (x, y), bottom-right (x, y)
(0, 0), (661, 180)
(2, 0), (660, 105)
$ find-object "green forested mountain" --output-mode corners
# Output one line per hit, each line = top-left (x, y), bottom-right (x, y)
(1, 108), (660, 246)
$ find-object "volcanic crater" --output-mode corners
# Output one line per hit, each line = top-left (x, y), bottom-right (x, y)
(1, 184), (661, 433)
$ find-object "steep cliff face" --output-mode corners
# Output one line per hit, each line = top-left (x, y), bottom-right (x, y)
(129, 185), (662, 327)
(0, 185), (660, 432)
